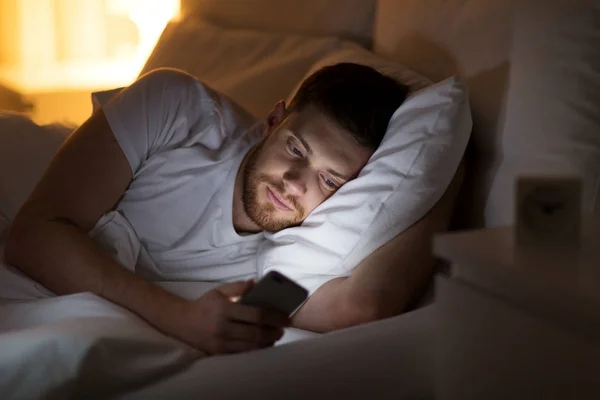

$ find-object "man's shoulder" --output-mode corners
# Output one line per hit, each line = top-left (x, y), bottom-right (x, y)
(132, 68), (263, 151)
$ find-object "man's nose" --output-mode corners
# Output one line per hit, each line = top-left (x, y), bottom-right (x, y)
(282, 168), (307, 197)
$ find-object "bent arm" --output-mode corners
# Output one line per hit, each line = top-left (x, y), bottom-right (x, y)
(292, 162), (464, 332)
(5, 70), (293, 353)
(4, 110), (185, 332)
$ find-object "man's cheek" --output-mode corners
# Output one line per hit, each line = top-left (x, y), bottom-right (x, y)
(266, 151), (291, 172)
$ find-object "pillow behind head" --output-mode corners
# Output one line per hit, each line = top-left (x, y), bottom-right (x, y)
(257, 49), (472, 295)
(140, 18), (344, 118)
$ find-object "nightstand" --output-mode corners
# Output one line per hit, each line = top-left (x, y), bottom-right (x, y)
(433, 221), (600, 399)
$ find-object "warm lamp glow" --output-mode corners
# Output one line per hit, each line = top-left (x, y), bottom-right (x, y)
(0, 0), (180, 93)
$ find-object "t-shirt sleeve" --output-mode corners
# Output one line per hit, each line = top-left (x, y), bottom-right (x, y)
(98, 69), (216, 174)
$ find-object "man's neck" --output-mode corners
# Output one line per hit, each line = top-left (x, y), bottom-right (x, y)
(232, 147), (262, 234)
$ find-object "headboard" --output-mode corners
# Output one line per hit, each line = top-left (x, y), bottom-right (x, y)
(179, 0), (376, 47)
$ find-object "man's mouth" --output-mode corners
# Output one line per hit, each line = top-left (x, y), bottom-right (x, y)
(266, 187), (293, 211)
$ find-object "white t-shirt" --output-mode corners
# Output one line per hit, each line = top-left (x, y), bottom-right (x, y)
(90, 69), (264, 282)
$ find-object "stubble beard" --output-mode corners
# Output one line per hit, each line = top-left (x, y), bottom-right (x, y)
(242, 145), (305, 232)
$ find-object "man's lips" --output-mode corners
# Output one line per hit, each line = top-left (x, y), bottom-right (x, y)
(266, 187), (293, 211)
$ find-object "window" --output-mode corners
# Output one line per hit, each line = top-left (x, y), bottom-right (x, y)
(0, 0), (180, 92)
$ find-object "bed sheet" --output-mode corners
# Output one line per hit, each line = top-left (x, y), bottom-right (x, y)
(0, 258), (433, 399)
(122, 305), (435, 399)
(0, 259), (321, 399)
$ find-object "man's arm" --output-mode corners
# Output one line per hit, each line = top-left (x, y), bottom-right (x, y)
(292, 162), (464, 332)
(5, 104), (287, 354)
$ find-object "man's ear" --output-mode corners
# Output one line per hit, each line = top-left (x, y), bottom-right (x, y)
(266, 100), (286, 131)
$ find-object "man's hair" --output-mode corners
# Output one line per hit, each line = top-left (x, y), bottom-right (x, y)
(287, 63), (408, 149)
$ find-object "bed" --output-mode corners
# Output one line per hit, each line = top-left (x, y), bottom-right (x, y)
(0, 262), (434, 398)
(1, 0), (599, 398)
(0, 2), (455, 396)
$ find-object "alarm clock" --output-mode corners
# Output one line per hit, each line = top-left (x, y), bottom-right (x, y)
(515, 176), (581, 246)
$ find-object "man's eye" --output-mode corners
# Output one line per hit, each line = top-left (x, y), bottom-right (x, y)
(289, 143), (303, 157)
(323, 177), (339, 189)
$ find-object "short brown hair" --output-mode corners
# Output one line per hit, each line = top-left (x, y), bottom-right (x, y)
(288, 63), (408, 149)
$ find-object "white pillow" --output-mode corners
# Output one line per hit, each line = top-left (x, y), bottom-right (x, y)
(257, 77), (472, 295)
(140, 18), (344, 118)
(0, 112), (71, 222)
(485, 0), (600, 225)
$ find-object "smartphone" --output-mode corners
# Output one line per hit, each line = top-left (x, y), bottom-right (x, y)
(238, 271), (309, 317)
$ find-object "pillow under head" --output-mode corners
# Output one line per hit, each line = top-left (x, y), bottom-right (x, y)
(258, 62), (472, 294)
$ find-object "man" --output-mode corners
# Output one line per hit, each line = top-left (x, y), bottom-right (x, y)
(5, 64), (407, 355)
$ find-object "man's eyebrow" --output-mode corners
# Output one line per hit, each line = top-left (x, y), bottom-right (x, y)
(327, 169), (350, 181)
(290, 130), (350, 181)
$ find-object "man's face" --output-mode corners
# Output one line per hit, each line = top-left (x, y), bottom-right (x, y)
(242, 104), (374, 232)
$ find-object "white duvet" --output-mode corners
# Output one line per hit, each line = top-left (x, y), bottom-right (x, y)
(0, 215), (432, 399)
(0, 258), (323, 398)
(0, 210), (323, 398)
(0, 294), (197, 398)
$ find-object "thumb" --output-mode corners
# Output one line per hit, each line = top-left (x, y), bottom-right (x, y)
(216, 280), (255, 298)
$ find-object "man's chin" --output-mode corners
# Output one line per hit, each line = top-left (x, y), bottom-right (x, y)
(260, 219), (298, 233)
(255, 210), (303, 232)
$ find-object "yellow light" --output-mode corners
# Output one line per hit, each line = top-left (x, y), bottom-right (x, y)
(0, 0), (180, 93)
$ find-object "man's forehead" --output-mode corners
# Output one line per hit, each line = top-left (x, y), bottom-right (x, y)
(287, 106), (348, 146)
(288, 105), (341, 132)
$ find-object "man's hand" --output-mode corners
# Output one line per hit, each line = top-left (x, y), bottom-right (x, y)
(165, 280), (290, 354)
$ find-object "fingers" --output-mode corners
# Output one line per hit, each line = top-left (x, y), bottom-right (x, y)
(215, 280), (255, 297)
(187, 282), (288, 355)
(227, 303), (290, 329)
(220, 320), (284, 344)
(207, 321), (283, 355)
